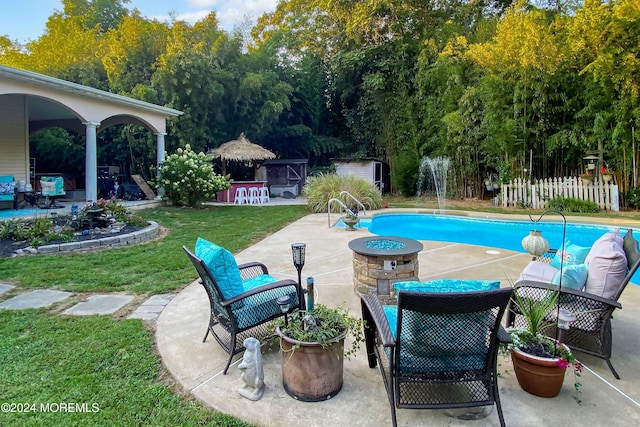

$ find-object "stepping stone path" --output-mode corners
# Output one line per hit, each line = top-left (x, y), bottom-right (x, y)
(0, 283), (15, 295)
(0, 289), (72, 309)
(64, 294), (135, 316)
(128, 294), (175, 321)
(0, 282), (173, 323)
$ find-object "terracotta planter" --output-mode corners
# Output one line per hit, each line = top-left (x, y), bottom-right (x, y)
(276, 326), (345, 402)
(581, 178), (593, 185)
(603, 174), (613, 183)
(510, 347), (567, 398)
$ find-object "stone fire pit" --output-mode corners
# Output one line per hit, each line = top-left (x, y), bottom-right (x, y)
(348, 236), (423, 297)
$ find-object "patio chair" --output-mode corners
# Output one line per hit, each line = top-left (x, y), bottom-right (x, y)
(361, 288), (513, 427)
(248, 187), (260, 204)
(507, 229), (640, 379)
(234, 187), (248, 204)
(38, 175), (65, 209)
(184, 239), (302, 374)
(259, 187), (270, 204)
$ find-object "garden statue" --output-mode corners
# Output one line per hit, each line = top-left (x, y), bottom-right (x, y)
(238, 337), (265, 401)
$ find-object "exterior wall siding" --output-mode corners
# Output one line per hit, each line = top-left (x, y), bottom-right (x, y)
(335, 162), (374, 185)
(0, 94), (28, 181)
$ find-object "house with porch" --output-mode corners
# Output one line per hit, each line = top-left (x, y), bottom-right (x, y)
(0, 64), (182, 206)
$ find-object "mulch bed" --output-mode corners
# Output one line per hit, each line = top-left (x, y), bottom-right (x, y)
(0, 215), (145, 258)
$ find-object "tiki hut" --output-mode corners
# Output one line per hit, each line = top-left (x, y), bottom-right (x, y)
(207, 133), (276, 180)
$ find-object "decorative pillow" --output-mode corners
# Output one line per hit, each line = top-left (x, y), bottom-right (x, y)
(516, 261), (559, 283)
(551, 263), (588, 290)
(0, 181), (15, 195)
(195, 238), (244, 299)
(584, 231), (628, 299)
(550, 241), (590, 269)
(394, 279), (500, 293)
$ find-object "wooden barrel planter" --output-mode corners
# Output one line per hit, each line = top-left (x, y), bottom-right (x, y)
(276, 326), (345, 402)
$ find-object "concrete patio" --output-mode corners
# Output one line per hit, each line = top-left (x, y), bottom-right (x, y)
(157, 211), (640, 426)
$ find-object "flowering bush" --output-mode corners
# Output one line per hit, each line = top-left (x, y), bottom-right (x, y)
(158, 144), (231, 207)
(601, 166), (613, 175)
(82, 197), (128, 221)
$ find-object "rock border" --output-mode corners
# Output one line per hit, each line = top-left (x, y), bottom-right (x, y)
(35, 221), (160, 254)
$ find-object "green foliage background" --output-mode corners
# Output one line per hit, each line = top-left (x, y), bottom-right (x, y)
(2, 0), (640, 201)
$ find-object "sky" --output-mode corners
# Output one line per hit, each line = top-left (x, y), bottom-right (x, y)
(0, 0), (279, 43)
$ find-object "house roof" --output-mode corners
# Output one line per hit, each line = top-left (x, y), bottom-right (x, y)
(264, 159), (309, 165)
(207, 133), (275, 161)
(0, 65), (182, 118)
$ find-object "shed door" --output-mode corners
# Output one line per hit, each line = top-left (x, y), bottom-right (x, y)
(374, 161), (384, 192)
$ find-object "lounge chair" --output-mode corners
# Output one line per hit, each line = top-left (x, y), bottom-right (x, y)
(361, 288), (513, 427)
(184, 239), (302, 373)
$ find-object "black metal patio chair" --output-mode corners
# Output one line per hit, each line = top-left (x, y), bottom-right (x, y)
(184, 245), (302, 374)
(507, 229), (640, 379)
(361, 288), (513, 427)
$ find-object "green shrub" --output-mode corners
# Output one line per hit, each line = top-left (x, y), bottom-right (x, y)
(392, 152), (420, 196)
(26, 217), (53, 239)
(158, 144), (231, 207)
(303, 173), (383, 213)
(624, 186), (640, 209)
(0, 219), (28, 241)
(547, 197), (600, 213)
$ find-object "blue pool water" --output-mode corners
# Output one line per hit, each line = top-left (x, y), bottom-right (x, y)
(0, 209), (42, 219)
(358, 213), (640, 284)
(363, 213), (637, 251)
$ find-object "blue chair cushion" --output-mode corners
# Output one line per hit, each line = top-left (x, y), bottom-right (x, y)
(232, 285), (298, 330)
(552, 263), (588, 290)
(243, 274), (278, 292)
(382, 304), (487, 372)
(195, 238), (244, 300)
(394, 279), (500, 293)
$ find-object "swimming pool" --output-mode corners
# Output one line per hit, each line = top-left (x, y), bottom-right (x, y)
(358, 213), (638, 254)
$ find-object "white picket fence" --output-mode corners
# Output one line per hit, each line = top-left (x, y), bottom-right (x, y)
(501, 177), (619, 211)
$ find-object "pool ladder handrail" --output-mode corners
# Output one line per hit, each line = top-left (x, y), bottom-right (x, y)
(327, 192), (367, 227)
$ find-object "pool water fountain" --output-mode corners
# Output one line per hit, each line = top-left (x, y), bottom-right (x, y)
(417, 156), (450, 213)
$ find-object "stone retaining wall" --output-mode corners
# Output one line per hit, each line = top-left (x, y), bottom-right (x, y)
(37, 221), (160, 254)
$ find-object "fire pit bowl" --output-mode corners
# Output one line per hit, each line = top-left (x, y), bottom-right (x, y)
(348, 236), (423, 297)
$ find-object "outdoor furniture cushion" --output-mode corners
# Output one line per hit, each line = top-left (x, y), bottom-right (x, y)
(242, 274), (278, 291)
(194, 238), (244, 299)
(381, 304), (487, 371)
(0, 180), (15, 195)
(517, 261), (558, 283)
(550, 241), (590, 269)
(393, 279), (500, 293)
(584, 231), (628, 299)
(551, 263), (588, 290)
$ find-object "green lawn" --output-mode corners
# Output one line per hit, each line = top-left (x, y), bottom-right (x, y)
(0, 205), (308, 426)
(0, 205), (308, 293)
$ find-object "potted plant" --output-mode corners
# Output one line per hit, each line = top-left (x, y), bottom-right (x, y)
(341, 208), (359, 230)
(601, 166), (614, 182)
(579, 171), (593, 185)
(506, 290), (583, 400)
(275, 304), (364, 401)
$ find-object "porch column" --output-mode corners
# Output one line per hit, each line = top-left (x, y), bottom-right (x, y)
(84, 121), (100, 202)
(156, 132), (166, 198)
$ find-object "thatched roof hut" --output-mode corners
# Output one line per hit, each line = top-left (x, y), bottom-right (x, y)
(208, 133), (276, 178)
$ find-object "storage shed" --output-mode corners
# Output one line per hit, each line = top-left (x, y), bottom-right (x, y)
(332, 158), (390, 195)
